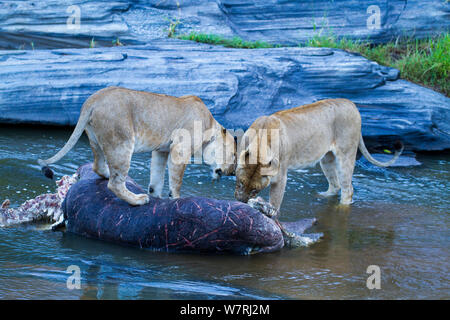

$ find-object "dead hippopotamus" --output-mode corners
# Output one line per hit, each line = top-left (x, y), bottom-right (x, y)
(1, 164), (321, 254)
(62, 164), (283, 254)
(62, 164), (321, 254)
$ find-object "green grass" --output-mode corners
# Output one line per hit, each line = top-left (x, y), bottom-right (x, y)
(176, 32), (275, 49)
(302, 33), (450, 96)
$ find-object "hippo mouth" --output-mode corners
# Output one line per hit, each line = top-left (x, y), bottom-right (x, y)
(247, 196), (322, 249)
(247, 237), (285, 255)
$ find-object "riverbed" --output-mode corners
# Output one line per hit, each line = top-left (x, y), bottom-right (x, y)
(0, 126), (448, 299)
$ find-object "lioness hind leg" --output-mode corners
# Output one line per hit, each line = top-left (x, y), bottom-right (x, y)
(319, 151), (340, 197)
(149, 151), (169, 197)
(86, 129), (110, 179)
(91, 143), (110, 179)
(335, 149), (357, 205)
(104, 143), (149, 206)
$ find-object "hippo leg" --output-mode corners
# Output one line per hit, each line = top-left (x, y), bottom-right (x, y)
(149, 151), (169, 197)
(51, 215), (66, 231)
(319, 152), (340, 197)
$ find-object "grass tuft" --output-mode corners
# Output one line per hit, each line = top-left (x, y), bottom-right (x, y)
(112, 38), (123, 46)
(167, 19), (180, 38)
(176, 32), (275, 49)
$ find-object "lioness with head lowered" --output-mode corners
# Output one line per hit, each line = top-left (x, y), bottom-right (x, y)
(38, 86), (236, 206)
(235, 99), (403, 210)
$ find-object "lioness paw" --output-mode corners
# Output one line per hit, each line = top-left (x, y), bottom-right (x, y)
(133, 194), (149, 206)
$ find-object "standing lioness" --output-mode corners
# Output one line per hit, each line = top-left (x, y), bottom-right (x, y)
(38, 86), (236, 206)
(235, 99), (403, 210)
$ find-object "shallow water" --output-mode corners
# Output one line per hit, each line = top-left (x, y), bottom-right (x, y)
(0, 126), (448, 299)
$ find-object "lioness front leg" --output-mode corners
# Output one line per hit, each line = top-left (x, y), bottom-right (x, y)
(149, 151), (169, 197)
(269, 169), (288, 211)
(104, 143), (149, 206)
(168, 154), (186, 199)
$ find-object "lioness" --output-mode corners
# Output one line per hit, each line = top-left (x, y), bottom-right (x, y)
(235, 99), (403, 210)
(38, 86), (236, 206)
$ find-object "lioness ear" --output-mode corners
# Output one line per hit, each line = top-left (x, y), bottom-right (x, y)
(262, 160), (279, 176)
(237, 149), (250, 166)
(268, 157), (279, 169)
(261, 151), (279, 176)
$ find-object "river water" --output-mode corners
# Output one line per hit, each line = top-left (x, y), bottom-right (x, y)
(0, 126), (448, 299)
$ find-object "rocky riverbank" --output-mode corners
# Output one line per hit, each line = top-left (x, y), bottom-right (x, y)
(0, 40), (449, 151)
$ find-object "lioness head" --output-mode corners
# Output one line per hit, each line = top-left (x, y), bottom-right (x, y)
(203, 126), (236, 179)
(234, 119), (280, 203)
(234, 149), (279, 203)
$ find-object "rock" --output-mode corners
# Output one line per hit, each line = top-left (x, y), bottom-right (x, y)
(1, 40), (449, 151)
(1, 0), (448, 49)
(0, 0), (132, 49)
(217, 0), (450, 45)
(0, 41), (449, 151)
(0, 0), (233, 49)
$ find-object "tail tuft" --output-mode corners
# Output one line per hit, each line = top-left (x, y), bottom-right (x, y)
(394, 140), (404, 152)
(41, 166), (54, 180)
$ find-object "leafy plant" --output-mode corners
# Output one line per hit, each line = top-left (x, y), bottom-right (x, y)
(167, 18), (180, 38)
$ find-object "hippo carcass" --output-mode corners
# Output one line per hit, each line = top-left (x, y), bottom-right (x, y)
(62, 164), (285, 255)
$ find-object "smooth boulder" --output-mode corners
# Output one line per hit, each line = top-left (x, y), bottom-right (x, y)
(0, 41), (448, 151)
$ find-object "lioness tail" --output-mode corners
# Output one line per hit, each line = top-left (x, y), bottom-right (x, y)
(37, 103), (94, 179)
(358, 135), (403, 167)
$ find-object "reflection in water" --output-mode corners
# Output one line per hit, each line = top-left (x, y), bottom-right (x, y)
(0, 126), (449, 299)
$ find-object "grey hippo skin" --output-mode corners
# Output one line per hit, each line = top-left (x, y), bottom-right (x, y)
(63, 164), (284, 255)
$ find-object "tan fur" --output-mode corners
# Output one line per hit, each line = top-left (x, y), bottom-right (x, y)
(235, 99), (403, 210)
(38, 86), (235, 206)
